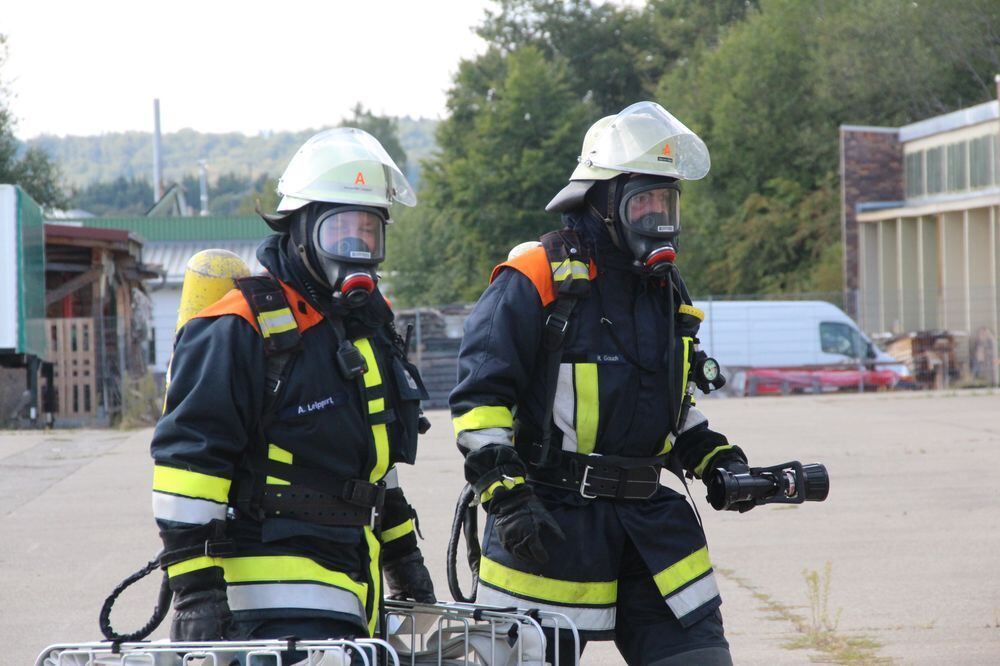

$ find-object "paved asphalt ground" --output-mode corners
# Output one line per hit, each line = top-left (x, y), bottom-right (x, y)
(2, 391), (998, 665)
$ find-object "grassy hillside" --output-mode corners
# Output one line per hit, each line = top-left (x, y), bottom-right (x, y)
(29, 117), (439, 189)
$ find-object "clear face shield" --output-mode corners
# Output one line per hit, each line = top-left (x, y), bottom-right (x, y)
(617, 178), (682, 274)
(311, 207), (387, 306)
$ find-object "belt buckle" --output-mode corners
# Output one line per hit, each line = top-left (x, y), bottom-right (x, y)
(579, 464), (598, 499)
(370, 506), (380, 529)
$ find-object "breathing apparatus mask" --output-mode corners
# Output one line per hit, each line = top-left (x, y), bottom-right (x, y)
(617, 175), (681, 275)
(584, 174), (682, 275)
(290, 203), (387, 308)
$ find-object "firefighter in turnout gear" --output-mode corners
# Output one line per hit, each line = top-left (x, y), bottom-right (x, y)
(450, 102), (746, 665)
(151, 128), (435, 650)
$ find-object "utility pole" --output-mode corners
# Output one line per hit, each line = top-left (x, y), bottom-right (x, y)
(198, 160), (209, 216)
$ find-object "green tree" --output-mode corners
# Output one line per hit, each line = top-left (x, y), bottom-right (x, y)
(655, 0), (1000, 294)
(0, 35), (66, 208)
(385, 46), (591, 305)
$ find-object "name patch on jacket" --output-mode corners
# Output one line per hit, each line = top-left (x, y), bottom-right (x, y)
(562, 352), (627, 365)
(279, 392), (349, 420)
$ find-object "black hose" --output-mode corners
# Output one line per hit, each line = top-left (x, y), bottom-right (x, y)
(446, 484), (479, 603)
(99, 556), (173, 642)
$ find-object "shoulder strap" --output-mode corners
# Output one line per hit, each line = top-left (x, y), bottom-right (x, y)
(534, 229), (593, 467)
(236, 275), (303, 417)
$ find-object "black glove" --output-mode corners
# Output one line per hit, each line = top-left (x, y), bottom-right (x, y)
(704, 455), (755, 513)
(170, 588), (234, 641)
(383, 551), (437, 603)
(488, 485), (566, 566)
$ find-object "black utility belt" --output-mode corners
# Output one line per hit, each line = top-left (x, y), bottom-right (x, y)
(259, 481), (385, 528)
(527, 448), (664, 500)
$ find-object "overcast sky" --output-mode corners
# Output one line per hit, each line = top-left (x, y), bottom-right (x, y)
(4, 0), (495, 138)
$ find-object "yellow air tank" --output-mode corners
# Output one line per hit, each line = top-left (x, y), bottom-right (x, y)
(175, 249), (251, 330)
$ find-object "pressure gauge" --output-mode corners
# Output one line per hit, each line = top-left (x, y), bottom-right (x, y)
(699, 357), (720, 383)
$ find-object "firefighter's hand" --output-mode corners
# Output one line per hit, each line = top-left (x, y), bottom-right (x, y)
(170, 588), (234, 641)
(488, 485), (565, 565)
(383, 551), (437, 604)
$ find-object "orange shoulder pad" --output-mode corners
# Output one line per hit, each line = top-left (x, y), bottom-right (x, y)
(490, 246), (556, 307)
(191, 289), (259, 333)
(189, 280), (325, 335)
(277, 280), (324, 333)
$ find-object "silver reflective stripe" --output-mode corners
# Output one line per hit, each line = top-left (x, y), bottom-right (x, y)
(228, 582), (366, 621)
(666, 406), (709, 447)
(552, 363), (578, 452)
(665, 573), (720, 619)
(457, 427), (514, 452)
(382, 466), (399, 489)
(260, 312), (295, 334)
(476, 584), (616, 632)
(152, 491), (226, 524)
(679, 407), (708, 434)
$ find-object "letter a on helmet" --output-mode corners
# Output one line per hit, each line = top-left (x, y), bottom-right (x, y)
(276, 127), (417, 213)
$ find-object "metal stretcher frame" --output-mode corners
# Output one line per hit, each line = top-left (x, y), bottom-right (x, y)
(36, 602), (580, 666)
(35, 637), (398, 666)
(384, 600), (581, 666)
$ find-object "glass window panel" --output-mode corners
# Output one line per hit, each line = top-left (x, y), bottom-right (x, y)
(946, 142), (967, 191)
(926, 147), (944, 195)
(905, 152), (924, 197)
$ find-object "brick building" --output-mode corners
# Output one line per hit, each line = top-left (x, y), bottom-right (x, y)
(840, 83), (1000, 382)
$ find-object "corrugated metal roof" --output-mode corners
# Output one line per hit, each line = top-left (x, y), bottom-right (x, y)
(144, 239), (265, 285)
(73, 215), (272, 242)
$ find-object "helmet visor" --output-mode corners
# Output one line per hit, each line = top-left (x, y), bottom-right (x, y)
(315, 208), (385, 263)
(620, 184), (680, 236)
(588, 101), (710, 180)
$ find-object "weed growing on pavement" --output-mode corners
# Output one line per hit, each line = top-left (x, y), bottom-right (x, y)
(717, 565), (888, 664)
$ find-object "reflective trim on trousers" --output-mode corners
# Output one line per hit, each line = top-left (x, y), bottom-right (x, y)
(152, 491), (227, 524)
(479, 556), (617, 606)
(475, 582), (616, 632)
(665, 573), (720, 620)
(227, 582), (367, 622)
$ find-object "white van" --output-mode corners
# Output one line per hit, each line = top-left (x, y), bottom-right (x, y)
(691, 300), (909, 394)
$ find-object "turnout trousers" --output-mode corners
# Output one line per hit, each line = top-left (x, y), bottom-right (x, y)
(475, 484), (732, 665)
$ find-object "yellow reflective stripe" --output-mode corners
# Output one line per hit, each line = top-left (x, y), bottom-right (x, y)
(265, 476), (290, 486)
(550, 260), (590, 282)
(694, 444), (735, 478)
(480, 475), (525, 503)
(479, 556), (617, 606)
(678, 304), (704, 321)
(222, 556), (368, 602)
(381, 519), (415, 543)
(257, 308), (297, 337)
(354, 338), (382, 388)
(452, 405), (514, 435)
(268, 444), (292, 464)
(653, 546), (712, 597)
(574, 363), (598, 455)
(167, 555), (219, 578)
(266, 444), (291, 485)
(364, 527), (381, 636)
(658, 435), (673, 457)
(354, 338), (389, 483)
(369, 423), (389, 483)
(153, 465), (231, 503)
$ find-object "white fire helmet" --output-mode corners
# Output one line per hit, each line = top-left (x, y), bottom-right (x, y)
(276, 127), (416, 214)
(546, 101), (711, 212)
